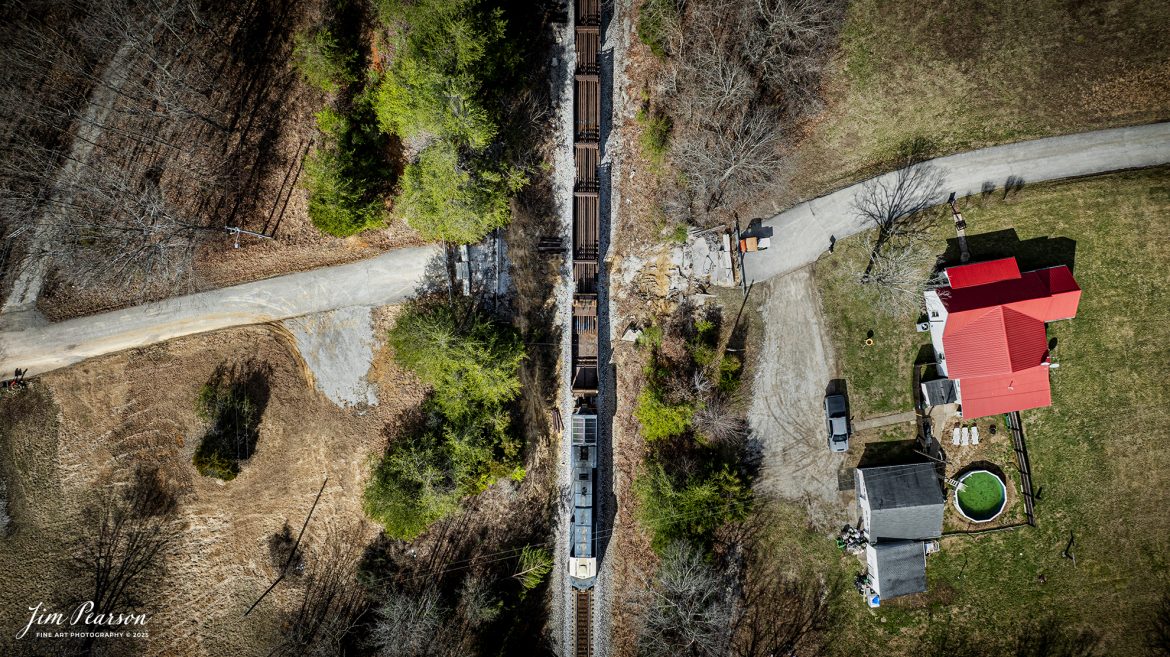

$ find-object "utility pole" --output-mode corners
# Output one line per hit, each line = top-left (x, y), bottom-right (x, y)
(225, 226), (274, 249)
(948, 192), (970, 263)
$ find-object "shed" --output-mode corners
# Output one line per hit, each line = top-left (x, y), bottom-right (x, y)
(921, 378), (958, 406)
(856, 463), (945, 542)
(866, 541), (927, 599)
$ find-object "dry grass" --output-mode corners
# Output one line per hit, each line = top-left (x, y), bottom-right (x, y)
(777, 0), (1170, 207)
(0, 320), (425, 656)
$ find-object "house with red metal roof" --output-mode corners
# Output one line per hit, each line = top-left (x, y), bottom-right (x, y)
(921, 257), (1081, 418)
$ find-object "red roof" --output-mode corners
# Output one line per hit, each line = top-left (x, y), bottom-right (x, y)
(937, 257), (1080, 418)
(956, 366), (1053, 418)
(944, 306), (1048, 378)
(946, 258), (1021, 289)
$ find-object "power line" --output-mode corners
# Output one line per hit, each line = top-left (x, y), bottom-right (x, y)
(244, 476), (329, 617)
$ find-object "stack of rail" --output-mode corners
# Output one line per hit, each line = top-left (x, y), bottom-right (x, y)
(568, 0), (600, 597)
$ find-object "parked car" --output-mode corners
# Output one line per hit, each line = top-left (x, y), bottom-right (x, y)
(824, 393), (850, 452)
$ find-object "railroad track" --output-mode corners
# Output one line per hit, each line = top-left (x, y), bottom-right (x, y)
(574, 588), (593, 657)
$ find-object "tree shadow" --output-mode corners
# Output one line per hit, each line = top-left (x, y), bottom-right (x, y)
(193, 360), (272, 480)
(1003, 175), (1026, 200)
(955, 459), (1008, 481)
(852, 155), (948, 280)
(941, 228), (1077, 273)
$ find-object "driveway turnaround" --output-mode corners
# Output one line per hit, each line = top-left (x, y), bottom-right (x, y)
(743, 122), (1170, 282)
(748, 268), (850, 512)
(0, 245), (441, 377)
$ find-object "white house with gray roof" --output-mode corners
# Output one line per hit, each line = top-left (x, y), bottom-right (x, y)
(855, 462), (946, 600)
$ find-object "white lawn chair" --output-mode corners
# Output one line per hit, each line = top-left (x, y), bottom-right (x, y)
(952, 427), (961, 446)
(971, 427), (980, 445)
(961, 427), (970, 446)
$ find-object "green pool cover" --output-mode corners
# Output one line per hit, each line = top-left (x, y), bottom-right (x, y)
(957, 471), (1006, 520)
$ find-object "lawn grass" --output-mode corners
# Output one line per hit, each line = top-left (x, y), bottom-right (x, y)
(815, 242), (929, 419)
(786, 0), (1170, 203)
(810, 167), (1170, 653)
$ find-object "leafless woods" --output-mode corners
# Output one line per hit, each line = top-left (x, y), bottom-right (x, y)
(631, 508), (841, 657)
(644, 0), (845, 227)
(0, 0), (300, 299)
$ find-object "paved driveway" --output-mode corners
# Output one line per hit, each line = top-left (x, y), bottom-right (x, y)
(744, 122), (1170, 282)
(0, 245), (441, 377)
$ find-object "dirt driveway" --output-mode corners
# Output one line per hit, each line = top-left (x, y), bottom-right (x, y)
(748, 266), (853, 522)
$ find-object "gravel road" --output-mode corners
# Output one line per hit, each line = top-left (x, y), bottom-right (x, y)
(0, 245), (440, 377)
(743, 122), (1170, 282)
(283, 306), (379, 408)
(551, 8), (577, 655)
(748, 267), (852, 518)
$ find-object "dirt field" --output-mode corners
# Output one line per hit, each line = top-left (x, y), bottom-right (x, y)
(0, 319), (424, 656)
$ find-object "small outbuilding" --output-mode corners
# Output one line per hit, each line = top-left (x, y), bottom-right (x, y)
(865, 541), (928, 599)
(856, 462), (946, 542)
(855, 462), (946, 602)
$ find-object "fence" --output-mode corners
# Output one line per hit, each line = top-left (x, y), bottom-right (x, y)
(1005, 411), (1037, 526)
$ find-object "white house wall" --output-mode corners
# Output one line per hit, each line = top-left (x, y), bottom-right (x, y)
(865, 545), (881, 595)
(857, 471), (872, 535)
(924, 289), (949, 377)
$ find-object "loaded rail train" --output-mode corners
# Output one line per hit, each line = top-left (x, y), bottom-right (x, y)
(568, 0), (601, 594)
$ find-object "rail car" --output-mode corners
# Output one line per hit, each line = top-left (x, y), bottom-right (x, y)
(569, 0), (601, 591)
(569, 403), (598, 586)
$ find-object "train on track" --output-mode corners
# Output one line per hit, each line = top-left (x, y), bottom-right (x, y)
(569, 0), (601, 595)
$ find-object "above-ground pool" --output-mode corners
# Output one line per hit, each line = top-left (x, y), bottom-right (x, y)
(955, 470), (1007, 522)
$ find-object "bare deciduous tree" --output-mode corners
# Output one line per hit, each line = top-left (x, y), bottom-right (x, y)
(371, 586), (451, 657)
(454, 575), (501, 628)
(674, 108), (785, 218)
(278, 524), (369, 657)
(646, 0), (845, 226)
(634, 542), (736, 657)
(0, 0), (273, 301)
(851, 236), (938, 317)
(849, 155), (946, 314)
(370, 574), (501, 657)
(852, 160), (946, 251)
(745, 0), (845, 118)
(693, 394), (748, 446)
(72, 466), (180, 635)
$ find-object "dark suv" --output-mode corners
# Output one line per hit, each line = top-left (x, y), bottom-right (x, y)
(824, 394), (850, 453)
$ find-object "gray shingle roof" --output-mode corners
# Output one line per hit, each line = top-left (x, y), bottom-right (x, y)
(858, 463), (945, 541)
(922, 378), (958, 405)
(871, 541), (927, 599)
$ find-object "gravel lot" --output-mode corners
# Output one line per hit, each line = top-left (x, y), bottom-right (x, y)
(748, 267), (853, 523)
(283, 306), (379, 408)
(550, 8), (576, 654)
